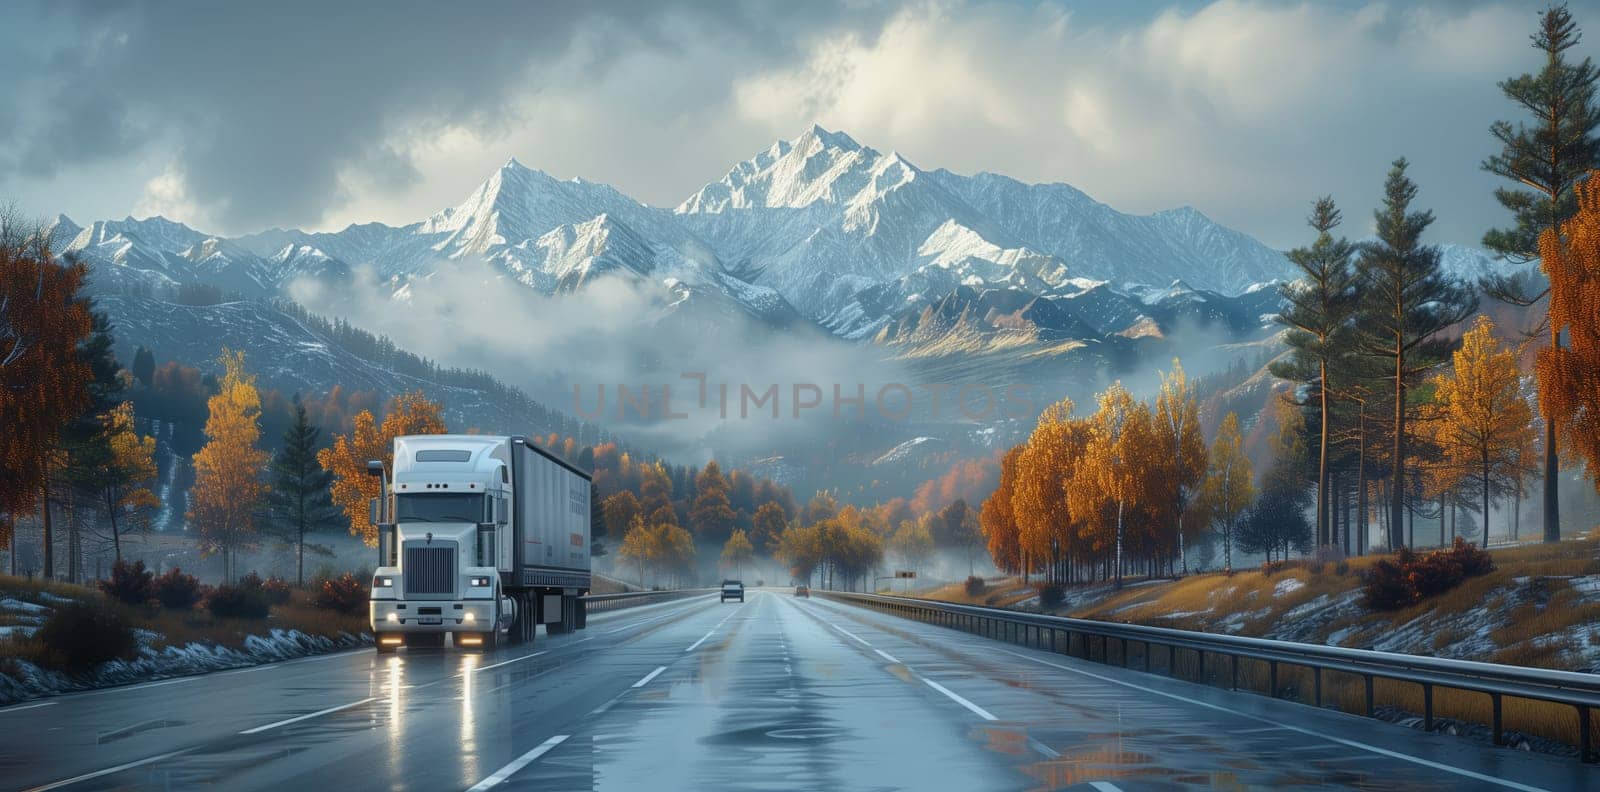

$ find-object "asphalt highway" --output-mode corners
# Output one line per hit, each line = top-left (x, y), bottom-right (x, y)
(2, 589), (1596, 791)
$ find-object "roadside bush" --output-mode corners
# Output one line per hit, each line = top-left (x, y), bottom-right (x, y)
(261, 576), (293, 605)
(314, 573), (368, 614)
(99, 559), (155, 606)
(152, 568), (204, 610)
(1362, 539), (1495, 610)
(964, 575), (985, 596)
(1037, 583), (1064, 610)
(205, 575), (272, 619)
(36, 599), (138, 671)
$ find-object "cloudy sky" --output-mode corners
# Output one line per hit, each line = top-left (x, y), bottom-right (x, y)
(0, 0), (1589, 249)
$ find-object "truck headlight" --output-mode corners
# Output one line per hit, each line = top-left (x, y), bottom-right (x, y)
(375, 577), (393, 587)
(469, 576), (491, 587)
(463, 612), (476, 622)
(386, 612), (399, 623)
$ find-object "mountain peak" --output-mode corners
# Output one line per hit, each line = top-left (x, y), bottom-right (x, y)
(797, 124), (861, 152)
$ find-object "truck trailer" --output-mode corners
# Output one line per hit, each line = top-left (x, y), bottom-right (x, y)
(368, 434), (593, 652)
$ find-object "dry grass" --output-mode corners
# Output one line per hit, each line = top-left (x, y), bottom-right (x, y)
(0, 575), (368, 658)
(918, 577), (1039, 608)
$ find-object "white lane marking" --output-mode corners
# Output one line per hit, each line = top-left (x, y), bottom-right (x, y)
(238, 696), (380, 735)
(631, 666), (668, 688)
(1089, 782), (1124, 792)
(22, 749), (189, 792)
(831, 623), (872, 647)
(684, 603), (743, 652)
(472, 650), (547, 674)
(466, 734), (570, 791)
(991, 647), (1549, 792)
(70, 676), (196, 698)
(221, 665), (277, 675)
(874, 649), (901, 664)
(0, 701), (55, 715)
(921, 677), (998, 721)
(1028, 737), (1060, 759)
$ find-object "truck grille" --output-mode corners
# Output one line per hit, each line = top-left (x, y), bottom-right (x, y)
(404, 545), (456, 597)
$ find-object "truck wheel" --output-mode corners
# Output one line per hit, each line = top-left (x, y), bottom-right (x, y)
(575, 598), (587, 630)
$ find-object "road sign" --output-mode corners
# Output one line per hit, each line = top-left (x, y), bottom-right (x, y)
(895, 570), (916, 579)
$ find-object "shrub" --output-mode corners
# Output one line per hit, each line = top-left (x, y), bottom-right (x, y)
(1037, 583), (1064, 610)
(36, 599), (138, 671)
(205, 575), (272, 619)
(1334, 561), (1350, 577)
(964, 575), (985, 596)
(1362, 540), (1495, 611)
(314, 573), (368, 614)
(153, 568), (204, 610)
(99, 559), (155, 606)
(261, 576), (293, 606)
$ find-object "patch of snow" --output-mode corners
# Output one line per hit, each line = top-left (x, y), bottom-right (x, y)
(0, 626), (37, 639)
(1273, 578), (1306, 598)
(0, 598), (48, 615)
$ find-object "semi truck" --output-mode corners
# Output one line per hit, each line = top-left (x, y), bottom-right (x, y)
(367, 434), (593, 652)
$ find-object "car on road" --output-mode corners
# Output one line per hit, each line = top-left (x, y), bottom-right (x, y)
(795, 585), (810, 598)
(721, 580), (745, 602)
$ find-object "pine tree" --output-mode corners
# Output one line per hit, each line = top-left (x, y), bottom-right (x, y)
(1272, 198), (1358, 550)
(1483, 3), (1600, 542)
(268, 394), (339, 585)
(1355, 159), (1477, 549)
(689, 461), (737, 545)
(189, 350), (269, 582)
(131, 346), (155, 388)
(59, 310), (125, 582)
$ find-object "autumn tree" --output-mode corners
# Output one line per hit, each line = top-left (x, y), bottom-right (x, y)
(1355, 159), (1477, 549)
(1199, 412), (1255, 574)
(1539, 173), (1600, 501)
(84, 402), (159, 562)
(980, 446), (1024, 575)
(889, 519), (933, 577)
(750, 501), (788, 558)
(189, 350), (269, 582)
(1075, 383), (1149, 588)
(1273, 198), (1359, 549)
(1153, 361), (1209, 573)
(802, 491), (839, 525)
(318, 390), (447, 545)
(690, 461), (737, 545)
(268, 394), (339, 585)
(0, 212), (92, 575)
(618, 514), (654, 587)
(720, 529), (754, 578)
(1012, 398), (1083, 583)
(1484, 4), (1600, 540)
(602, 490), (642, 548)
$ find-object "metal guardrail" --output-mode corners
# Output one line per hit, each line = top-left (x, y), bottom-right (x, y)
(820, 590), (1600, 762)
(581, 588), (710, 612)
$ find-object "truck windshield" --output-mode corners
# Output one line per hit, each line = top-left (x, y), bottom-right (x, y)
(394, 493), (485, 523)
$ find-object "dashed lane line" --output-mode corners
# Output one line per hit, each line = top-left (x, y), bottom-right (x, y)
(237, 696), (381, 735)
(22, 749), (189, 792)
(465, 734), (570, 792)
(631, 666), (668, 688)
(921, 677), (998, 721)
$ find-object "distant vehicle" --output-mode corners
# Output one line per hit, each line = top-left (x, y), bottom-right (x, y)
(721, 580), (745, 603)
(369, 435), (593, 653)
(794, 585), (809, 598)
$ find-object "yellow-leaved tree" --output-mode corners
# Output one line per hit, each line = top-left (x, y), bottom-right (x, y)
(189, 349), (268, 582)
(1198, 412), (1254, 575)
(1153, 361), (1208, 574)
(1075, 383), (1150, 588)
(1538, 173), (1600, 500)
(1011, 398), (1089, 584)
(96, 401), (160, 561)
(318, 390), (446, 546)
(1431, 316), (1536, 537)
(720, 528), (754, 578)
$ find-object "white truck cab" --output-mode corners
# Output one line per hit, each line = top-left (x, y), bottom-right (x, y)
(369, 434), (592, 652)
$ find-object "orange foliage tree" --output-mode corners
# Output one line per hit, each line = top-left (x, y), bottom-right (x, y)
(189, 350), (269, 582)
(318, 390), (447, 546)
(0, 219), (92, 563)
(1538, 173), (1600, 497)
(1430, 316), (1536, 535)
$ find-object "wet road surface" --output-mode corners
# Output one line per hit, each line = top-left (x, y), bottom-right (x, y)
(2, 589), (1596, 791)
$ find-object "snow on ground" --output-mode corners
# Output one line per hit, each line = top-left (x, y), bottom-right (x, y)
(1, 598), (48, 615)
(1272, 578), (1306, 597)
(0, 627), (371, 706)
